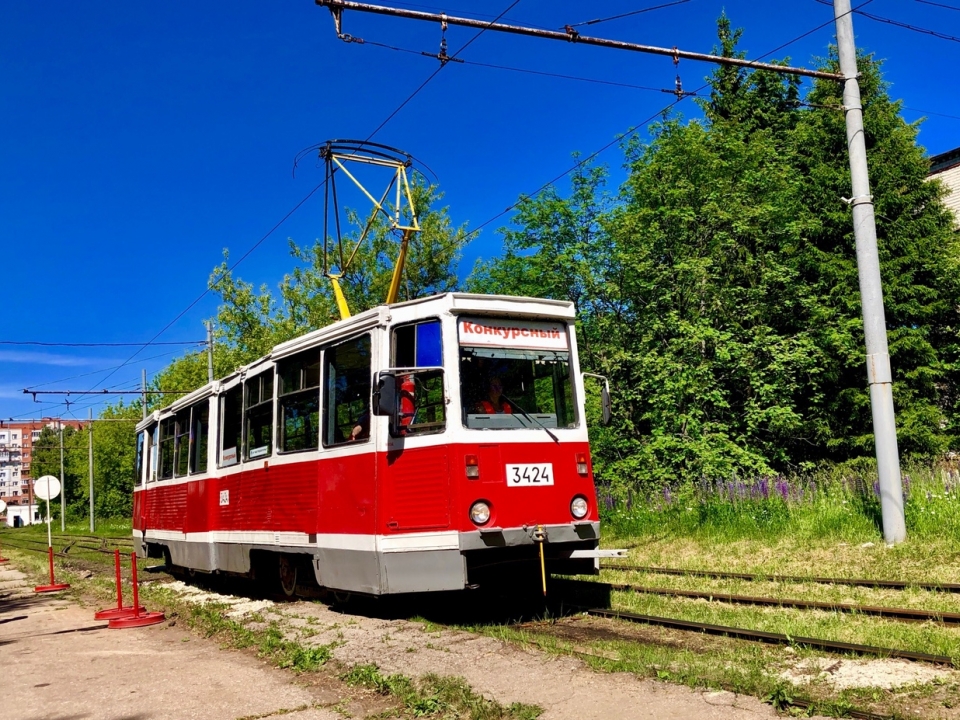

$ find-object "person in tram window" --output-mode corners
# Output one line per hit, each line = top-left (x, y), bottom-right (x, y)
(349, 411), (370, 441)
(476, 377), (513, 414)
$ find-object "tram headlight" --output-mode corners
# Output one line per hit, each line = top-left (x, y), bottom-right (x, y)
(469, 500), (491, 526)
(570, 496), (589, 519)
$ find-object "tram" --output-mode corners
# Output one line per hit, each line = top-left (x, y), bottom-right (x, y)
(132, 292), (613, 595)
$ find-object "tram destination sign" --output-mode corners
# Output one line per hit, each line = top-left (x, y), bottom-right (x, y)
(458, 318), (568, 351)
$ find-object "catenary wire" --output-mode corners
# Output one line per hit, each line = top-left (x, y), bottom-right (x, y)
(0, 340), (204, 348)
(566, 0), (691, 28)
(916, 0), (960, 10)
(814, 0), (960, 43)
(23, 349), (188, 391)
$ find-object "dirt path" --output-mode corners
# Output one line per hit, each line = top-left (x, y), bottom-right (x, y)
(0, 563), (337, 720)
(2, 558), (788, 720)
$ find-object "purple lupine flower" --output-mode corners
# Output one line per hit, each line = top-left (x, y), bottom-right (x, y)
(604, 493), (615, 511)
(663, 486), (672, 505)
(775, 477), (789, 502)
(759, 477), (770, 500)
(626, 489), (633, 511)
(873, 480), (881, 499)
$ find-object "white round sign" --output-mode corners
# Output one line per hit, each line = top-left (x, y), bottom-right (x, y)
(34, 476), (61, 501)
(0, 500), (6, 514)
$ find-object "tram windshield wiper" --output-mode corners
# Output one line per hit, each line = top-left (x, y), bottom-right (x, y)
(501, 394), (560, 443)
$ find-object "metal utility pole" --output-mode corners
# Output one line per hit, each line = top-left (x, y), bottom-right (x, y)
(206, 321), (215, 383)
(88, 408), (94, 532)
(58, 418), (65, 532)
(142, 369), (147, 420)
(834, 0), (905, 544)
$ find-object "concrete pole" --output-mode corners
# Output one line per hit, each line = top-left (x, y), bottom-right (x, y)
(88, 408), (94, 533)
(206, 321), (215, 384)
(142, 369), (148, 420)
(834, 0), (906, 544)
(59, 418), (65, 532)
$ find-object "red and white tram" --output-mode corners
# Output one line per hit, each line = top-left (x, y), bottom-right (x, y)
(133, 292), (611, 595)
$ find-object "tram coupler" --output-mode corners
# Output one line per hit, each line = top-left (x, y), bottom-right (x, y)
(533, 525), (548, 596)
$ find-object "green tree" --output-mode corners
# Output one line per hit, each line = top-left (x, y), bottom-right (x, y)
(469, 22), (960, 490)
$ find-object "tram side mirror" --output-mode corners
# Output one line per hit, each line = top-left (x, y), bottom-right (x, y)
(374, 373), (397, 418)
(582, 372), (613, 427)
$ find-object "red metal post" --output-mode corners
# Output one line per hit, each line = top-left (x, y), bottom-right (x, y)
(131, 552), (140, 618)
(115, 549), (123, 608)
(48, 546), (54, 583)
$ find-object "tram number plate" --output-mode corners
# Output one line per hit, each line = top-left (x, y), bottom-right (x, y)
(506, 464), (554, 486)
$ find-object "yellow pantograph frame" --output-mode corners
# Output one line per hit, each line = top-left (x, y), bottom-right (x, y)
(322, 146), (421, 320)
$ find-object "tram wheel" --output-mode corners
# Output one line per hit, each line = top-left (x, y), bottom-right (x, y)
(278, 555), (298, 597)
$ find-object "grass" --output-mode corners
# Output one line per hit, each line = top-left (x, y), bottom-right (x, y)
(458, 462), (960, 718)
(342, 664), (542, 720)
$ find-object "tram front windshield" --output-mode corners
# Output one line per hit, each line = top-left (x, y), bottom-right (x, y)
(459, 317), (576, 430)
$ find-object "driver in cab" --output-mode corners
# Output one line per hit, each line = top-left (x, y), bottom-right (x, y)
(476, 377), (513, 414)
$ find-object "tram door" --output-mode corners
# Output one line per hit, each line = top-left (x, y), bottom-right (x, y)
(384, 320), (450, 532)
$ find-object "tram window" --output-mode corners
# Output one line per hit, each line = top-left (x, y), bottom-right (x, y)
(220, 385), (242, 466)
(391, 320), (445, 435)
(278, 350), (321, 453)
(174, 409), (190, 478)
(244, 372), (274, 460)
(323, 335), (371, 447)
(135, 432), (145, 487)
(147, 424), (158, 482)
(393, 319), (442, 368)
(190, 401), (209, 474)
(158, 418), (176, 480)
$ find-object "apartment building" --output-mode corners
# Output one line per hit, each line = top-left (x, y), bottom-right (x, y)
(929, 146), (960, 230)
(0, 419), (84, 509)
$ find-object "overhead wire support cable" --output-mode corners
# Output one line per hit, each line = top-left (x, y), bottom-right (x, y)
(315, 0), (844, 81)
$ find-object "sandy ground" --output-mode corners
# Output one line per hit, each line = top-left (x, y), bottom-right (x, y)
(2, 557), (812, 720)
(155, 579), (786, 720)
(0, 564), (338, 720)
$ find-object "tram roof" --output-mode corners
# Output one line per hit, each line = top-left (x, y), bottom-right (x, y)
(137, 292), (574, 430)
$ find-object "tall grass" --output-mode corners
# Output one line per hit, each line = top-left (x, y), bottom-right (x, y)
(599, 462), (960, 543)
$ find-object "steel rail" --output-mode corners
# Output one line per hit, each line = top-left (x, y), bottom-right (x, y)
(584, 607), (955, 665)
(603, 581), (960, 624)
(316, 0), (844, 81)
(601, 563), (960, 593)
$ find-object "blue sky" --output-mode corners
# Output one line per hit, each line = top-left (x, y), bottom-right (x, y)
(2, 0), (958, 421)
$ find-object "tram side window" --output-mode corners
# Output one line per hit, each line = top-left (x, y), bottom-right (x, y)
(148, 424), (158, 482)
(323, 335), (371, 446)
(190, 401), (209, 473)
(174, 409), (190, 477)
(278, 350), (321, 453)
(220, 385), (242, 467)
(244, 372), (274, 460)
(135, 432), (145, 487)
(392, 320), (445, 436)
(158, 418), (176, 480)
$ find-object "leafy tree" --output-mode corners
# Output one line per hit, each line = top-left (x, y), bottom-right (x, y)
(469, 22), (960, 490)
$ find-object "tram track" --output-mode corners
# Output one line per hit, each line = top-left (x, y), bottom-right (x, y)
(546, 577), (958, 666)
(600, 580), (960, 625)
(601, 563), (960, 593)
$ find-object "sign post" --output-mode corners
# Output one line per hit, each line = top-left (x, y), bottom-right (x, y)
(33, 475), (69, 593)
